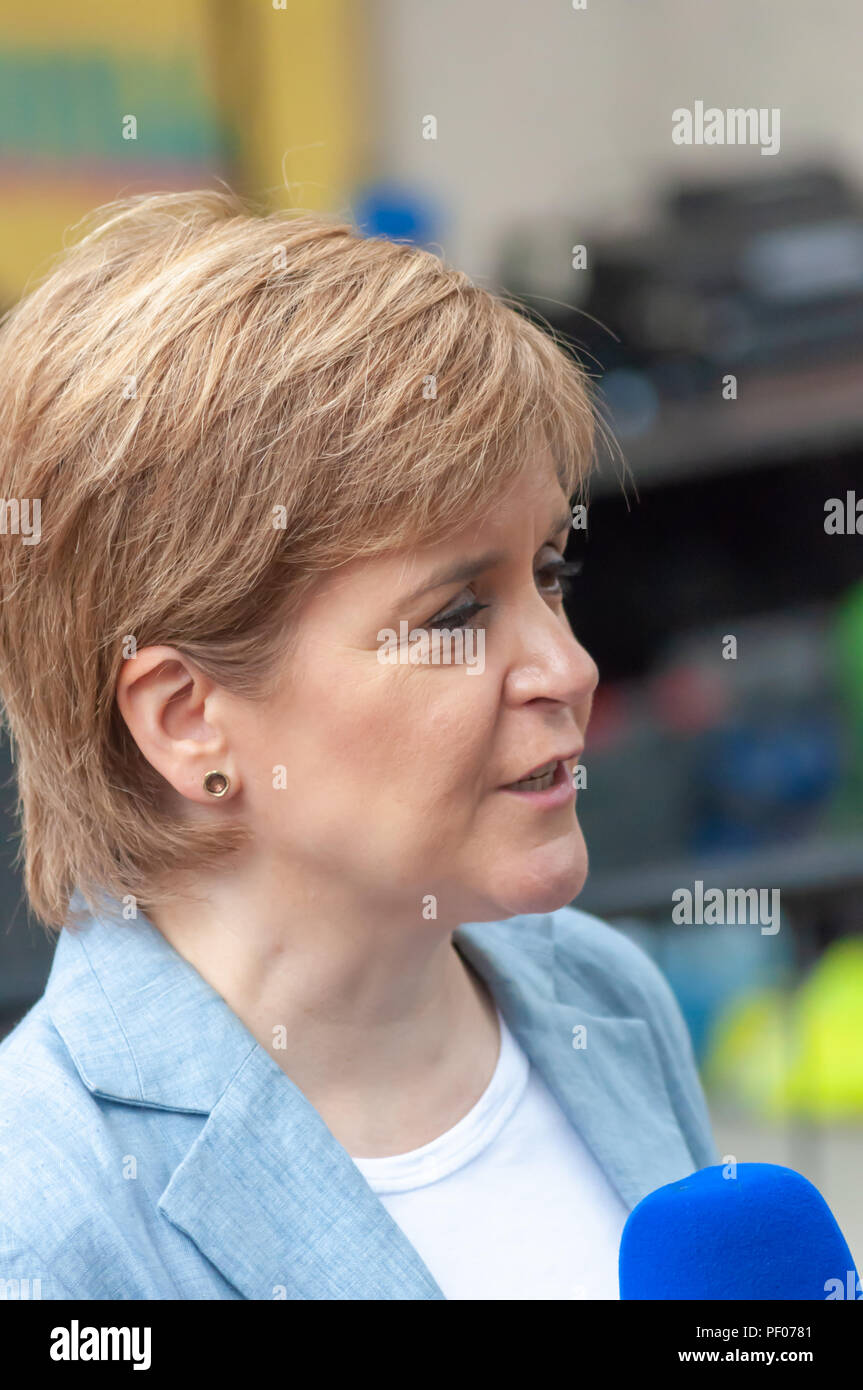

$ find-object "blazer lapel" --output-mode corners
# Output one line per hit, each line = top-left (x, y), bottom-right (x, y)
(454, 917), (699, 1211)
(50, 903), (696, 1300)
(164, 914), (693, 1298)
(158, 1042), (445, 1300)
(48, 908), (445, 1301)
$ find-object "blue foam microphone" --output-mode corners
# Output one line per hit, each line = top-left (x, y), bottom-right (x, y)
(619, 1163), (860, 1299)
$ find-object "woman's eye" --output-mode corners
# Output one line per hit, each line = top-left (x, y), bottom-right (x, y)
(426, 592), (490, 631)
(423, 557), (583, 630)
(537, 557), (583, 596)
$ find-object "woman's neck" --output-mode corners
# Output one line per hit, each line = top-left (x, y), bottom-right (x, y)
(144, 870), (502, 1156)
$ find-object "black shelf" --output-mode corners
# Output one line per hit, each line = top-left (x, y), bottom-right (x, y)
(577, 831), (863, 920)
(590, 357), (863, 497)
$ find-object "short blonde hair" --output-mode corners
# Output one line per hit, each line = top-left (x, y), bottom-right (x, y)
(0, 188), (597, 930)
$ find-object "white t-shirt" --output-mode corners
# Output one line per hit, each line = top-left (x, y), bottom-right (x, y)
(350, 1006), (628, 1299)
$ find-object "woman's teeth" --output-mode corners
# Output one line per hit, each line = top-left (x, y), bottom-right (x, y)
(509, 759), (558, 791)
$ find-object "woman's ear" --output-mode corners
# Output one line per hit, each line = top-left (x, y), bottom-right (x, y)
(114, 646), (238, 804)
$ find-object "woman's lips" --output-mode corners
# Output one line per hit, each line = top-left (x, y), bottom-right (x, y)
(500, 756), (579, 808)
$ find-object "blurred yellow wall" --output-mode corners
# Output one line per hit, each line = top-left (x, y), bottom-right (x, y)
(0, 0), (367, 299)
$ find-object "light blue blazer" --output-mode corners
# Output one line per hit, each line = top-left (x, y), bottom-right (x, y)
(0, 901), (719, 1299)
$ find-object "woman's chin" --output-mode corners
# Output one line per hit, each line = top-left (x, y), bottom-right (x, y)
(489, 834), (589, 919)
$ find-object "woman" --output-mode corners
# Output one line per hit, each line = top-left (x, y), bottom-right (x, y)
(0, 190), (717, 1300)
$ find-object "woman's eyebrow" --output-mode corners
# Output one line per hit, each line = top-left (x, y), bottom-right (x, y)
(400, 550), (507, 606)
(399, 512), (573, 606)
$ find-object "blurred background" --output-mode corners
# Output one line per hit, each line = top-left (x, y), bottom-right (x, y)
(0, 0), (861, 1265)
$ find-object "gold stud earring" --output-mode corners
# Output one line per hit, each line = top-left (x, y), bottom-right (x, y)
(203, 770), (230, 798)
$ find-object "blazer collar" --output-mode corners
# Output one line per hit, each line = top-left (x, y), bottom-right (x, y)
(46, 905), (696, 1300)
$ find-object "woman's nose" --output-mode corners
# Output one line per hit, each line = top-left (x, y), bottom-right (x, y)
(506, 611), (599, 709)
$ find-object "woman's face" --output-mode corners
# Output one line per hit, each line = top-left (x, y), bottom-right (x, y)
(231, 443), (599, 923)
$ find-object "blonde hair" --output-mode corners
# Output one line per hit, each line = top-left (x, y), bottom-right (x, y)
(0, 188), (597, 930)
